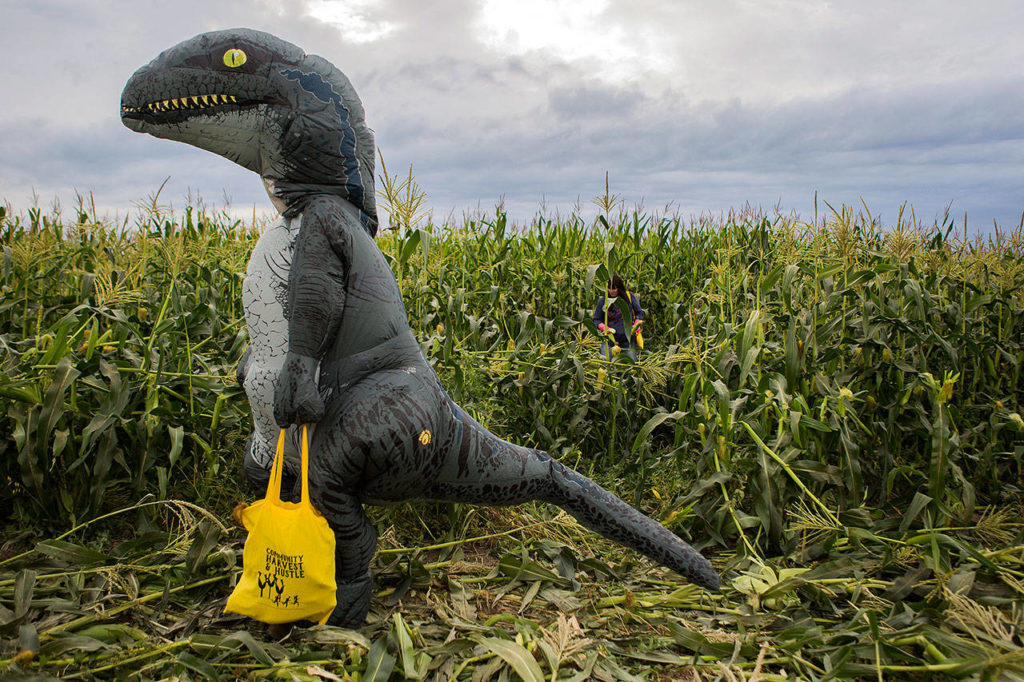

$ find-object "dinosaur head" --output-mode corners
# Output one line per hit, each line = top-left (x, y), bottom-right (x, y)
(121, 28), (377, 234)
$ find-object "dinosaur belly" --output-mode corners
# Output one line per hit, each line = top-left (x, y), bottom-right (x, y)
(241, 214), (303, 470)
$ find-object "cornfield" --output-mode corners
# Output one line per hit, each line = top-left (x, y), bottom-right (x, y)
(1, 194), (1023, 680)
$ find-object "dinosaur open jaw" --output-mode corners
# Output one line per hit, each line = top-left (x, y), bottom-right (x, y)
(120, 93), (259, 123)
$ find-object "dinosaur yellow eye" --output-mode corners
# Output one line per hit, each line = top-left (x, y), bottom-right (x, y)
(223, 48), (247, 68)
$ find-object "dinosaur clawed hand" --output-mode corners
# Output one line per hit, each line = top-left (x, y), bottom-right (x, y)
(274, 351), (325, 426)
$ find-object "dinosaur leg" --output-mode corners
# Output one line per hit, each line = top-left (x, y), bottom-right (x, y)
(307, 455), (377, 628)
(430, 409), (720, 591)
(302, 363), (457, 625)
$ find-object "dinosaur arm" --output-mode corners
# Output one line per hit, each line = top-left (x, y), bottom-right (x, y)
(274, 199), (351, 426)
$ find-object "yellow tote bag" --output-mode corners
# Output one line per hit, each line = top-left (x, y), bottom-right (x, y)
(225, 426), (337, 624)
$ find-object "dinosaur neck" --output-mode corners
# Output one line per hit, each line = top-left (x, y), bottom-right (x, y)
(262, 178), (288, 215)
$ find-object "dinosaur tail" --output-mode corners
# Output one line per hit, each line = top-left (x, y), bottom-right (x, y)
(539, 454), (720, 591)
(434, 405), (720, 591)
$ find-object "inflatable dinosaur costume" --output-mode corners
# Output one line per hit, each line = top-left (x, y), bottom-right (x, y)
(121, 28), (719, 627)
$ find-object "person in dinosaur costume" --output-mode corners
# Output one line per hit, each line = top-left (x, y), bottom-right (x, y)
(121, 28), (720, 627)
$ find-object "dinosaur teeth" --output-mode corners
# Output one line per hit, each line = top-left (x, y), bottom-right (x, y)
(135, 93), (240, 115)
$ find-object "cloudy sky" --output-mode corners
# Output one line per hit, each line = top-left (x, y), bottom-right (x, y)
(3, 0), (1024, 231)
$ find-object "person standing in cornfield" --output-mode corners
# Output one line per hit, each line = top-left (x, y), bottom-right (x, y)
(594, 275), (644, 361)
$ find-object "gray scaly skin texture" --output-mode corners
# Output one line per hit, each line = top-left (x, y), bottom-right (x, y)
(122, 28), (720, 627)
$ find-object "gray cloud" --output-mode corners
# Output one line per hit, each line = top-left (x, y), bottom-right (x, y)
(2, 0), (1023, 231)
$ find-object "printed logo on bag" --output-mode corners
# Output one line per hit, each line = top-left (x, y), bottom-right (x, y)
(265, 548), (305, 578)
(254, 549), (308, 607)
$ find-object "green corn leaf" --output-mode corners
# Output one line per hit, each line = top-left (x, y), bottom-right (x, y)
(632, 411), (685, 454)
(393, 612), (422, 680)
(37, 634), (112, 657)
(13, 569), (36, 619)
(176, 651), (220, 681)
(34, 540), (108, 566)
(215, 630), (275, 666)
(476, 636), (545, 682)
(364, 636), (397, 682)
(184, 520), (222, 575)
(498, 554), (566, 585)
(900, 492), (933, 532)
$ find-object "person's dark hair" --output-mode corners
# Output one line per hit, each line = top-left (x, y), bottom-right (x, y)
(608, 275), (627, 298)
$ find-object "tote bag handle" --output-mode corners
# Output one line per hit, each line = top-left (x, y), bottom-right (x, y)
(265, 426), (312, 506)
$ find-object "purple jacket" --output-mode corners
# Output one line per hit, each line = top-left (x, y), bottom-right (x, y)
(593, 292), (644, 345)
